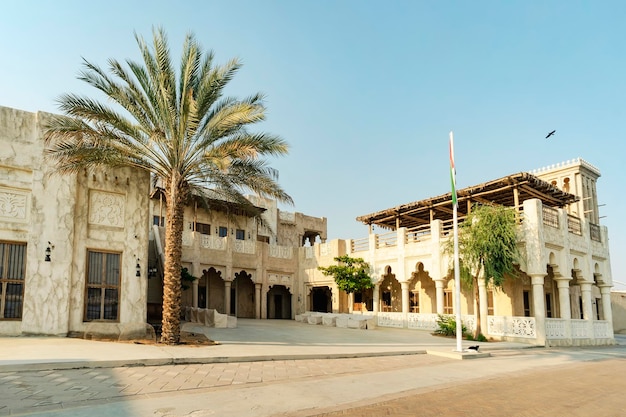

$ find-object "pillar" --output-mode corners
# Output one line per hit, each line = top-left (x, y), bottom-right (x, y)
(435, 280), (445, 315)
(255, 283), (261, 319)
(401, 282), (409, 314)
(478, 278), (488, 335)
(555, 277), (572, 319)
(599, 285), (613, 324)
(192, 279), (199, 308)
(373, 284), (380, 313)
(579, 281), (594, 320)
(224, 281), (232, 316)
(531, 274), (546, 345)
(348, 292), (354, 313)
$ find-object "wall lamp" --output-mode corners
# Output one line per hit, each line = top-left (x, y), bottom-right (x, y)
(136, 258), (141, 277)
(45, 242), (53, 262)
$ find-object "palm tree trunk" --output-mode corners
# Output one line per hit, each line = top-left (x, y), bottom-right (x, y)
(160, 176), (188, 344)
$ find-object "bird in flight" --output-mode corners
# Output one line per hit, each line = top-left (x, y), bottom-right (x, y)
(545, 130), (556, 139)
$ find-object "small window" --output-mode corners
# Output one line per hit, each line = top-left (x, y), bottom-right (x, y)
(523, 291), (531, 317)
(0, 242), (26, 320)
(218, 226), (228, 237)
(236, 229), (245, 240)
(410, 291), (419, 313)
(85, 250), (121, 322)
(444, 290), (453, 314)
(487, 290), (494, 316)
(152, 216), (164, 226)
(545, 293), (552, 318)
(195, 222), (211, 235)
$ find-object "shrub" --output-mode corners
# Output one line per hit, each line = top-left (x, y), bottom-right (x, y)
(434, 314), (466, 337)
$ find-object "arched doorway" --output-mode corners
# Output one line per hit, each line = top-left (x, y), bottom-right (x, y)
(311, 286), (332, 312)
(267, 285), (292, 319)
(232, 270), (255, 318)
(379, 266), (401, 312)
(199, 267), (225, 313)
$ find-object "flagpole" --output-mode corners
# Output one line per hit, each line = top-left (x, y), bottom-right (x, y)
(450, 131), (463, 352)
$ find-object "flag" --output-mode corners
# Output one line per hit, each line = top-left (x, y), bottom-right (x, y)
(449, 131), (457, 208)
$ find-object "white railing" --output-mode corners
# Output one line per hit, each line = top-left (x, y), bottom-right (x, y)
(269, 245), (293, 259)
(233, 239), (255, 254)
(487, 316), (536, 338)
(377, 312), (403, 328)
(200, 235), (226, 250)
(405, 225), (432, 244)
(571, 319), (590, 339)
(407, 313), (438, 330)
(351, 237), (369, 253)
(593, 321), (612, 339)
(376, 231), (397, 248)
(545, 318), (568, 339)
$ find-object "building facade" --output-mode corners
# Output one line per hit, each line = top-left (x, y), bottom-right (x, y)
(300, 160), (614, 346)
(0, 105), (615, 346)
(0, 106), (150, 337)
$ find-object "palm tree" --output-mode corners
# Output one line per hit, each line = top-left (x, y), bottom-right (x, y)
(44, 28), (293, 344)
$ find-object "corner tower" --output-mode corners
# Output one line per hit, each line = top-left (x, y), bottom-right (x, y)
(532, 158), (602, 224)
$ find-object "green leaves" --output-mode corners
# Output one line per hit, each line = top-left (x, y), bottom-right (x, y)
(318, 255), (374, 294)
(447, 204), (520, 288)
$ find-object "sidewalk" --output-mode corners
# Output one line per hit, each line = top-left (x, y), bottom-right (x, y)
(0, 319), (533, 371)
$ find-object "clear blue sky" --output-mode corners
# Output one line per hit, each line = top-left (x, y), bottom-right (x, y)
(1, 1), (624, 288)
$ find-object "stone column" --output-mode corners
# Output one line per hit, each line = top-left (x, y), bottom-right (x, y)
(401, 282), (409, 314)
(348, 292), (354, 313)
(478, 278), (488, 335)
(579, 280), (594, 320)
(531, 274), (546, 345)
(192, 279), (199, 308)
(435, 280), (445, 315)
(373, 284), (380, 313)
(254, 283), (261, 319)
(599, 285), (613, 324)
(555, 277), (572, 319)
(224, 281), (232, 316)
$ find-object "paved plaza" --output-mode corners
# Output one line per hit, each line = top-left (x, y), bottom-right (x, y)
(1, 320), (625, 416)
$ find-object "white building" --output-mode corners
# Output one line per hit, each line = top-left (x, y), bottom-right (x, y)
(299, 159), (614, 346)
(0, 105), (615, 346)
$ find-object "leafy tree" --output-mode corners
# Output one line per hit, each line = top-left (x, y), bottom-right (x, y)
(44, 28), (292, 344)
(445, 204), (520, 339)
(318, 255), (374, 294)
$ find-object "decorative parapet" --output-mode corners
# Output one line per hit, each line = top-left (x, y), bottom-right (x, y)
(269, 244), (293, 259)
(279, 211), (295, 223)
(407, 313), (438, 330)
(201, 235), (226, 250)
(304, 246), (314, 259)
(319, 242), (331, 257)
(487, 315), (536, 338)
(234, 239), (255, 254)
(182, 231), (193, 247)
(531, 157), (601, 177)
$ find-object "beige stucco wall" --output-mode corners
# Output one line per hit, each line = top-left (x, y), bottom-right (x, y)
(0, 106), (150, 336)
(611, 291), (626, 334)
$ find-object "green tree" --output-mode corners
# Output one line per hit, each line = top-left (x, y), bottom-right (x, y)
(44, 28), (292, 344)
(318, 255), (374, 294)
(445, 204), (520, 339)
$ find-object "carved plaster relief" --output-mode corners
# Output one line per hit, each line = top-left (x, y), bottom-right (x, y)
(0, 187), (29, 222)
(88, 190), (125, 228)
